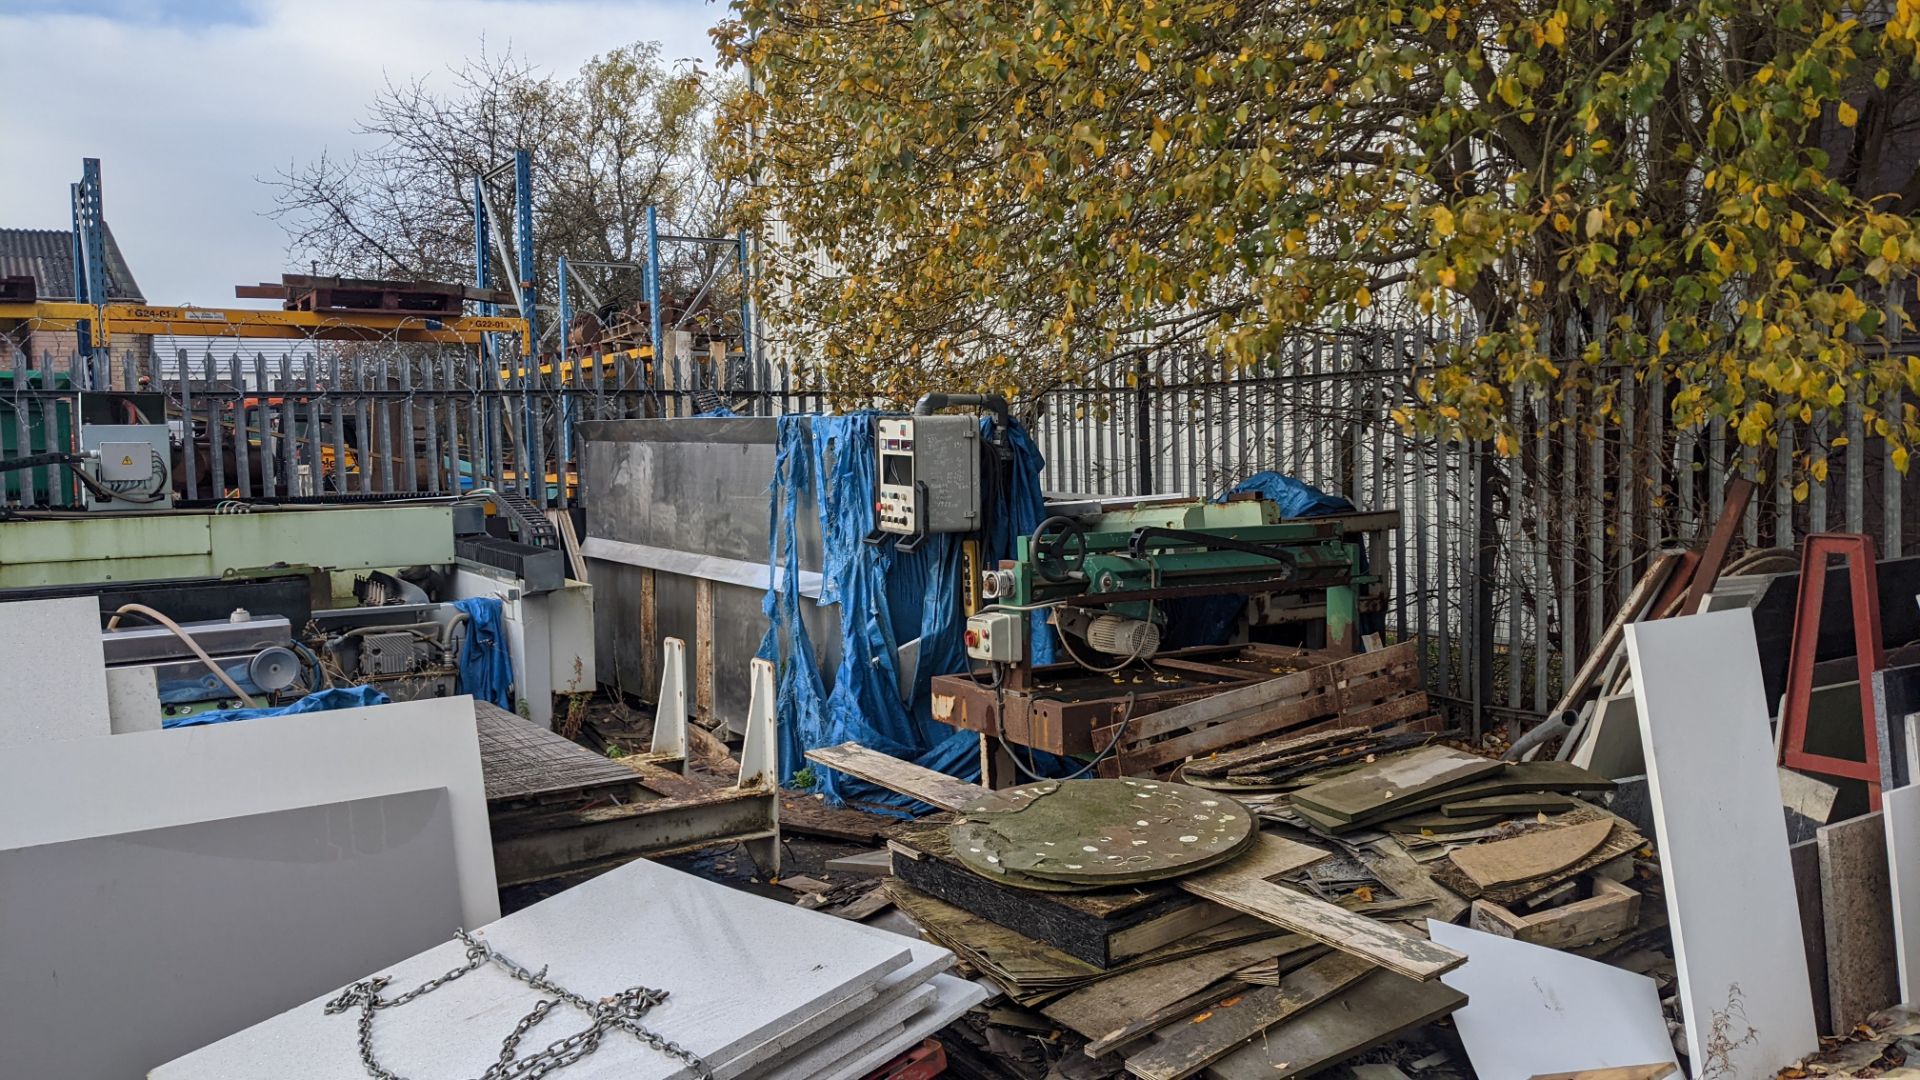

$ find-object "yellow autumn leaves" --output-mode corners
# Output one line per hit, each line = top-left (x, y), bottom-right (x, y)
(716, 0), (1920, 475)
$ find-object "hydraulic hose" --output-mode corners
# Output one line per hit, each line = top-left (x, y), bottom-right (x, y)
(105, 604), (254, 704)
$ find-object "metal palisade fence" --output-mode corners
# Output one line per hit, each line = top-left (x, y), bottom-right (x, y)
(1031, 311), (1918, 735)
(0, 330), (823, 510)
(8, 314), (1915, 734)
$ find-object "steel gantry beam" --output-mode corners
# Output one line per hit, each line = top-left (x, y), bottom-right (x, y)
(0, 302), (529, 349)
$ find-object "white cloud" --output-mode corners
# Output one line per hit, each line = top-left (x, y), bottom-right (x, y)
(0, 0), (727, 305)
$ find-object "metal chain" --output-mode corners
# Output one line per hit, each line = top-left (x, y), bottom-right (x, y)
(323, 929), (713, 1080)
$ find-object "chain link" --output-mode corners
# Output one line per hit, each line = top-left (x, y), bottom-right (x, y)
(324, 929), (713, 1080)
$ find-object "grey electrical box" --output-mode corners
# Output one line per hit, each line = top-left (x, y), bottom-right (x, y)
(79, 423), (173, 511)
(875, 415), (981, 536)
(97, 443), (150, 483)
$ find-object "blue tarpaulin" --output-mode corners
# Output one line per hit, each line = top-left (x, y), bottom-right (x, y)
(1214, 471), (1355, 518)
(451, 596), (515, 709)
(164, 685), (390, 728)
(1200, 470), (1381, 641)
(758, 413), (1058, 811)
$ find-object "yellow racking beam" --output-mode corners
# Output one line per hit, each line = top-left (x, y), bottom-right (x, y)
(0, 302), (532, 353)
(499, 345), (653, 383)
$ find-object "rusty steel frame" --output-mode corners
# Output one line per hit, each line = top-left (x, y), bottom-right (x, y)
(1778, 532), (1886, 810)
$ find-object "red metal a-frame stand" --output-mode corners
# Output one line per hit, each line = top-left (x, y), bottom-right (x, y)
(1777, 533), (1886, 810)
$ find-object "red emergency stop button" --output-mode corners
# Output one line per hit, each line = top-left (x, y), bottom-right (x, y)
(964, 630), (980, 648)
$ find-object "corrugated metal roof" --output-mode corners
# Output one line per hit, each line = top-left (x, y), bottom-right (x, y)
(0, 226), (145, 302)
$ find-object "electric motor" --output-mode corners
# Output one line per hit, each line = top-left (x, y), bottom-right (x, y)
(1085, 614), (1161, 658)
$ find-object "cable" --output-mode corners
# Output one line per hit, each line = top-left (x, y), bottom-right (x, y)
(0, 451), (84, 473)
(106, 604), (254, 704)
(63, 458), (165, 505)
(291, 641), (331, 690)
(997, 689), (1139, 783)
(1054, 596), (1161, 674)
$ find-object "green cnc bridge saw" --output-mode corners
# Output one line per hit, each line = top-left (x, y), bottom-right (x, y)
(931, 495), (1398, 761)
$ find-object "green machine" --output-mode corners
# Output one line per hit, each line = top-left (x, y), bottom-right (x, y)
(932, 495), (1397, 759)
(967, 497), (1378, 668)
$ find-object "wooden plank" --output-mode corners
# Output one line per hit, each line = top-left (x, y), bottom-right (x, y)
(1177, 836), (1465, 982)
(1449, 818), (1613, 888)
(1301, 762), (1613, 832)
(1529, 1066), (1678, 1080)
(1544, 552), (1681, 724)
(1425, 810), (1645, 905)
(805, 742), (986, 812)
(1123, 952), (1376, 1080)
(1121, 642), (1419, 744)
(1184, 728), (1363, 779)
(1292, 746), (1503, 822)
(1046, 936), (1319, 1045)
(1109, 898), (1244, 958)
(1442, 793), (1579, 816)
(1082, 982), (1250, 1059)
(811, 742), (1461, 980)
(695, 578), (716, 722)
(777, 796), (894, 844)
(1204, 970), (1465, 1079)
(546, 509), (589, 582)
(1357, 837), (1468, 922)
(1469, 876), (1641, 950)
(1117, 690), (1429, 775)
(639, 568), (658, 691)
(1680, 476), (1756, 615)
(1110, 664), (1418, 760)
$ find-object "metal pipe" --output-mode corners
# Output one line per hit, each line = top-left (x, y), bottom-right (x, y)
(912, 392), (1011, 443)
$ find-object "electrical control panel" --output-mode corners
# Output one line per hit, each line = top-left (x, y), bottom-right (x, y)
(79, 423), (173, 511)
(964, 609), (1027, 663)
(874, 415), (982, 536)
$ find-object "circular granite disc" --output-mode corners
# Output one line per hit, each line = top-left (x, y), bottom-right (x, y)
(947, 778), (1256, 888)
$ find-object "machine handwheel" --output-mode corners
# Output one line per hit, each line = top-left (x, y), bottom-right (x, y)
(1033, 516), (1089, 583)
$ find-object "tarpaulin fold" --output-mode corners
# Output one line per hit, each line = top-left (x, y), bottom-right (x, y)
(1214, 470), (1355, 517)
(758, 413), (1057, 811)
(451, 596), (515, 709)
(163, 685), (391, 728)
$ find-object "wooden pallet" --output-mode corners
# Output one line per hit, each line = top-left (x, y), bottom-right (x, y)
(1097, 641), (1426, 778)
(235, 274), (515, 315)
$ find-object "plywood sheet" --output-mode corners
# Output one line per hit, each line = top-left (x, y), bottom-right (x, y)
(0, 695), (498, 927)
(1292, 746), (1502, 822)
(1448, 819), (1612, 889)
(0, 596), (109, 744)
(1042, 935), (1315, 1039)
(1177, 834), (1464, 981)
(1204, 970), (1465, 1079)
(1428, 920), (1678, 1080)
(1123, 952), (1375, 1080)
(1623, 611), (1817, 1079)
(155, 857), (914, 1080)
(0, 790), (461, 1080)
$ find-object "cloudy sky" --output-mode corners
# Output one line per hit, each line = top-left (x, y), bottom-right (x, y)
(0, 0), (726, 305)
